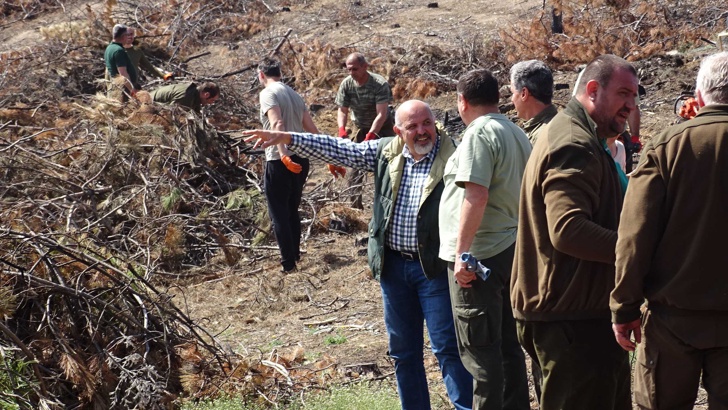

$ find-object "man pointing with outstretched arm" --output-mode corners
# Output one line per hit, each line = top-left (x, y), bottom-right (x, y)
(243, 100), (472, 410)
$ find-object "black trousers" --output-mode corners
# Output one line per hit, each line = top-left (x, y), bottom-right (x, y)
(264, 156), (309, 271)
(618, 131), (637, 173)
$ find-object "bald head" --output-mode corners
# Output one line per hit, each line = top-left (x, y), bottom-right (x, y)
(346, 52), (367, 66)
(393, 100), (438, 160)
(395, 100), (433, 126)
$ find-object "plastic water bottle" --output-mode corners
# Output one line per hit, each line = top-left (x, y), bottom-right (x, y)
(459, 252), (491, 281)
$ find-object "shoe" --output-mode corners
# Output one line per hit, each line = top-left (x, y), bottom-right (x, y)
(281, 265), (297, 273)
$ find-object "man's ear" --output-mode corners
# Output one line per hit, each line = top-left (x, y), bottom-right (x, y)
(393, 125), (403, 138)
(457, 93), (468, 112)
(695, 89), (707, 108)
(585, 80), (599, 100)
(520, 87), (530, 101)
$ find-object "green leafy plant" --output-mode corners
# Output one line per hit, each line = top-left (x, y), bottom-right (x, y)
(161, 187), (184, 211)
(0, 348), (39, 409)
(323, 334), (347, 346)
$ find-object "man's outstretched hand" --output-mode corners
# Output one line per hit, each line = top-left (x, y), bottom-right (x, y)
(243, 130), (292, 149)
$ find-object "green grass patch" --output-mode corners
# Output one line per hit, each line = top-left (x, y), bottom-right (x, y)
(181, 382), (401, 410)
(323, 333), (347, 346)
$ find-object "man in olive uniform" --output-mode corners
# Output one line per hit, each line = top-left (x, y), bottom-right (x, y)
(104, 27), (173, 89)
(511, 55), (637, 410)
(611, 51), (728, 410)
(150, 82), (219, 112)
(509, 60), (558, 145)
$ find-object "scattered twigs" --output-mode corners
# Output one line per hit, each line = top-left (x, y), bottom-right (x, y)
(182, 51), (212, 64)
(213, 28), (293, 79)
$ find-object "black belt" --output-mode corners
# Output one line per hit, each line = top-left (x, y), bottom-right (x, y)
(387, 247), (419, 261)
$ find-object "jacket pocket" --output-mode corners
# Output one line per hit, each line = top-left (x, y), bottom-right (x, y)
(633, 342), (658, 409)
(453, 306), (496, 348)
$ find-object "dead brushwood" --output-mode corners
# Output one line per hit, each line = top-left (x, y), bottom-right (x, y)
(499, 0), (724, 68)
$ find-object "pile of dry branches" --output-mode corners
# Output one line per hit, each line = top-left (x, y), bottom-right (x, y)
(0, 88), (356, 406)
(0, 94), (257, 405)
(1, 3), (356, 402)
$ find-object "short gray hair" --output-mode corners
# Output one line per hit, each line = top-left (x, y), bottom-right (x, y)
(510, 60), (554, 105)
(112, 24), (128, 40)
(696, 52), (728, 106)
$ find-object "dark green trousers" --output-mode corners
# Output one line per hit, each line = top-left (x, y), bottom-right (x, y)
(448, 244), (530, 410)
(517, 318), (631, 410)
(635, 309), (728, 409)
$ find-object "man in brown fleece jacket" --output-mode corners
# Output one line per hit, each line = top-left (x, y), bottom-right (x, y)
(511, 55), (638, 410)
(611, 51), (728, 409)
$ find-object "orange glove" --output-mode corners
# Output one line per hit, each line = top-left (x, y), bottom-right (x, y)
(281, 155), (302, 174)
(338, 127), (348, 138)
(364, 132), (379, 141)
(163, 72), (174, 81)
(327, 164), (346, 178)
(631, 135), (642, 152)
(679, 97), (699, 120)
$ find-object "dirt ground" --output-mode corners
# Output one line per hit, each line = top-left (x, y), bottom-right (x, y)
(0, 0), (718, 408)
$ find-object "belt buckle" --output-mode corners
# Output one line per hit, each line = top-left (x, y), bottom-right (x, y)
(400, 251), (416, 260)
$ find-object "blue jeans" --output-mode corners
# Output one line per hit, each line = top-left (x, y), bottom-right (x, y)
(380, 248), (473, 410)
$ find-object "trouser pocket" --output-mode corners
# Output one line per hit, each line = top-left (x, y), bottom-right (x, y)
(454, 306), (496, 348)
(634, 340), (658, 409)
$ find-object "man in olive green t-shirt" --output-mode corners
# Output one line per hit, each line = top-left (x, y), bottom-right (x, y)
(150, 82), (219, 112)
(335, 52), (395, 208)
(104, 24), (137, 97)
(438, 69), (531, 410)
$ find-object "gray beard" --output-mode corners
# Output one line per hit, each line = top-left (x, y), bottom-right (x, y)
(414, 141), (434, 156)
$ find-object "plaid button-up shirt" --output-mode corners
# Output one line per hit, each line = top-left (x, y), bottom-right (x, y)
(289, 133), (440, 253)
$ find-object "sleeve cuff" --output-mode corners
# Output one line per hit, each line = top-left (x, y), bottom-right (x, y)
(289, 134), (302, 148)
(612, 308), (641, 324)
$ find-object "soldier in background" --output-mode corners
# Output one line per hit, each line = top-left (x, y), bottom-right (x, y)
(335, 52), (395, 208)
